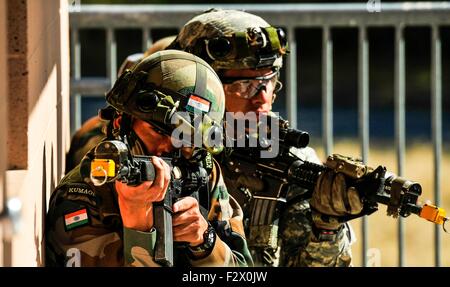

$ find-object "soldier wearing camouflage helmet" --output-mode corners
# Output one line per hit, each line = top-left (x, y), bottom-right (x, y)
(65, 35), (177, 174)
(46, 50), (252, 267)
(168, 9), (358, 267)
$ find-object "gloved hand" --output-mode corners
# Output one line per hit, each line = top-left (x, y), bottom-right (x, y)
(310, 165), (386, 231)
(310, 170), (364, 230)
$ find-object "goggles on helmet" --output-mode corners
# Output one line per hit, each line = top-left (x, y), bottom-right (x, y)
(202, 26), (288, 68)
(221, 70), (282, 99)
(135, 86), (223, 155)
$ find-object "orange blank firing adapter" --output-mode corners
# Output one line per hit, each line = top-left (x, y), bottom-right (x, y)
(91, 159), (116, 178)
(420, 204), (447, 225)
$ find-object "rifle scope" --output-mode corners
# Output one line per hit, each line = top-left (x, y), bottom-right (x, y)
(280, 128), (310, 149)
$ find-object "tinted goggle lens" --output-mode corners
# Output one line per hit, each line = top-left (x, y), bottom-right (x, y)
(222, 72), (281, 99)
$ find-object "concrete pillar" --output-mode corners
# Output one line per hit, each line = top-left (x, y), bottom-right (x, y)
(7, 0), (28, 170)
(0, 0), (9, 267)
(3, 0), (70, 266)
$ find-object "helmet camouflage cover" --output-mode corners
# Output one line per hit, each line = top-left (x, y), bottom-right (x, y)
(105, 49), (225, 153)
(169, 9), (288, 71)
(116, 35), (178, 77)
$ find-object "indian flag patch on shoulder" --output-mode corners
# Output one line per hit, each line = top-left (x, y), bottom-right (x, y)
(64, 208), (89, 231)
(187, 94), (210, 113)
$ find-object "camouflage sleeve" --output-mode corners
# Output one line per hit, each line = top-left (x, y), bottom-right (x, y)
(45, 183), (124, 266)
(279, 147), (354, 267)
(45, 180), (160, 267)
(123, 227), (160, 267)
(278, 199), (353, 267)
(65, 118), (106, 173)
(189, 160), (253, 267)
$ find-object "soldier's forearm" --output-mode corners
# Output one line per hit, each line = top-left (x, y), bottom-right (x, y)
(123, 227), (159, 267)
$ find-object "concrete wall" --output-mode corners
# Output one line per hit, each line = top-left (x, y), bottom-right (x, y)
(1, 0), (70, 266)
(0, 0), (9, 267)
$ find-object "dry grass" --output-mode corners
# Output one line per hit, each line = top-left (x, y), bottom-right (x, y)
(312, 139), (450, 267)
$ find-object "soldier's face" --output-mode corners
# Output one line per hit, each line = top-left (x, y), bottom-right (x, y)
(133, 119), (175, 156)
(221, 68), (275, 117)
(133, 119), (196, 158)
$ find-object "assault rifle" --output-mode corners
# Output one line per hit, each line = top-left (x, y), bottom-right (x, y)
(222, 117), (448, 233)
(80, 138), (210, 266)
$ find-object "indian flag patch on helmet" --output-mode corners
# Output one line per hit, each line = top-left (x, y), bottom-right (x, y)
(64, 209), (89, 231)
(187, 94), (210, 113)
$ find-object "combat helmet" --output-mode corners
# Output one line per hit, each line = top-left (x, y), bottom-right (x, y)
(168, 9), (288, 72)
(117, 35), (177, 77)
(105, 49), (225, 154)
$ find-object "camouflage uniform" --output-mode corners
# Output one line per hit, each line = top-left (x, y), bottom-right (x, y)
(47, 50), (253, 267)
(170, 9), (356, 267)
(219, 146), (354, 267)
(65, 116), (106, 173)
(277, 147), (354, 267)
(46, 140), (252, 267)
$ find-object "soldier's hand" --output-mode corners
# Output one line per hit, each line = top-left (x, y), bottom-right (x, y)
(172, 196), (209, 247)
(115, 156), (171, 232)
(310, 170), (364, 230)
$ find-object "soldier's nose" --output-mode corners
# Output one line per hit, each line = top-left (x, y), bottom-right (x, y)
(250, 86), (270, 105)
